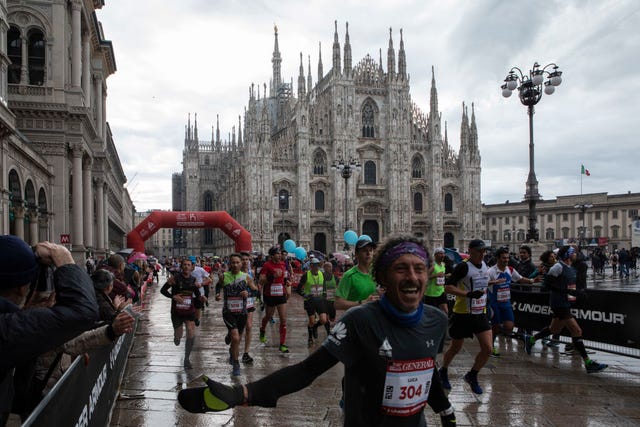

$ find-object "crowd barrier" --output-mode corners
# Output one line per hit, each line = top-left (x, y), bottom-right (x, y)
(511, 288), (640, 355)
(22, 320), (137, 427)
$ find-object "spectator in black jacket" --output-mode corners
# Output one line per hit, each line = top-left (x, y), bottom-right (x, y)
(0, 237), (98, 426)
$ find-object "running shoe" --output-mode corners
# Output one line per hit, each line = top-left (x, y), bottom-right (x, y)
(491, 347), (501, 357)
(224, 333), (231, 345)
(174, 336), (180, 346)
(524, 334), (533, 355)
(586, 360), (608, 374)
(259, 330), (267, 344)
(232, 361), (241, 376)
(464, 372), (483, 394)
(439, 368), (451, 390)
(279, 344), (290, 354)
(242, 353), (254, 364)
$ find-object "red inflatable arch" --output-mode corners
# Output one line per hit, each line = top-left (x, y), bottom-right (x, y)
(126, 211), (252, 253)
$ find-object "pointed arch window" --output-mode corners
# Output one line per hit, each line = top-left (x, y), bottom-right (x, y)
(313, 149), (327, 175)
(444, 193), (453, 212)
(412, 155), (424, 178)
(362, 101), (375, 138)
(364, 161), (376, 185)
(315, 190), (325, 212)
(278, 189), (290, 210)
(413, 192), (423, 213)
(203, 192), (213, 211)
(8, 26), (21, 84)
(28, 29), (45, 85)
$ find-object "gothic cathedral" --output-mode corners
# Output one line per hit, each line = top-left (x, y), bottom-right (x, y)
(176, 22), (482, 255)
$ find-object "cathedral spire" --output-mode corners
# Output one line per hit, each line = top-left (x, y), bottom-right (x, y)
(379, 48), (383, 73)
(238, 115), (243, 148)
(387, 27), (395, 80)
(398, 28), (406, 80)
(187, 113), (191, 140)
(430, 66), (439, 116)
(307, 55), (313, 93)
(194, 113), (198, 141)
(470, 102), (478, 151)
(332, 20), (341, 75)
(460, 101), (469, 150)
(271, 24), (282, 97)
(444, 121), (449, 146)
(343, 22), (352, 76)
(216, 114), (221, 148)
(211, 126), (214, 143)
(298, 52), (306, 98)
(318, 42), (323, 81)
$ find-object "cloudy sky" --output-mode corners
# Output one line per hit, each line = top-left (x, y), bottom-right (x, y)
(97, 0), (640, 212)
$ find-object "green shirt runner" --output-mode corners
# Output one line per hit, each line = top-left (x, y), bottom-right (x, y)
(336, 265), (376, 302)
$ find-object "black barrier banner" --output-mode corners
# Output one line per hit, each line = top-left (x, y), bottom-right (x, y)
(511, 289), (640, 348)
(23, 325), (135, 427)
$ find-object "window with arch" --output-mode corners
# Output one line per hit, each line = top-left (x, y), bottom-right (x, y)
(611, 225), (619, 239)
(546, 228), (555, 240)
(7, 26), (21, 84)
(24, 180), (36, 209)
(491, 230), (498, 241)
(444, 193), (453, 212)
(413, 192), (423, 213)
(278, 189), (290, 210)
(203, 192), (213, 211)
(8, 169), (21, 203)
(315, 190), (325, 212)
(516, 230), (525, 241)
(364, 161), (376, 185)
(38, 188), (47, 214)
(28, 29), (45, 85)
(313, 149), (327, 175)
(562, 227), (569, 239)
(411, 155), (424, 178)
(594, 226), (602, 238)
(362, 101), (375, 138)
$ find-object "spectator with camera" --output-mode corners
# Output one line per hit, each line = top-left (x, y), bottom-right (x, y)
(0, 237), (98, 425)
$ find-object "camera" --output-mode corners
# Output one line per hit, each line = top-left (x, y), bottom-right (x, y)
(31, 247), (55, 293)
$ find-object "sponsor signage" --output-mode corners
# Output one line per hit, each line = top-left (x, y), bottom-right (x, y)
(511, 289), (639, 348)
(60, 234), (70, 244)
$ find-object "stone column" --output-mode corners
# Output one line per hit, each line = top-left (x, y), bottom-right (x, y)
(95, 177), (104, 250)
(71, 145), (84, 248)
(28, 210), (38, 245)
(101, 88), (107, 140)
(71, 0), (82, 88)
(83, 158), (93, 248)
(82, 34), (91, 106)
(20, 35), (28, 85)
(94, 74), (103, 137)
(13, 205), (25, 240)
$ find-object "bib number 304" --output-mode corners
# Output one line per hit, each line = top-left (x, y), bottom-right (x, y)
(381, 358), (433, 417)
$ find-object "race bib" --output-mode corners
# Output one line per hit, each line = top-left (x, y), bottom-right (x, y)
(227, 296), (244, 313)
(567, 283), (576, 302)
(311, 284), (322, 297)
(471, 293), (487, 314)
(246, 296), (255, 309)
(497, 287), (510, 303)
(436, 277), (445, 286)
(381, 358), (433, 417)
(175, 295), (195, 315)
(325, 288), (336, 300)
(270, 283), (284, 296)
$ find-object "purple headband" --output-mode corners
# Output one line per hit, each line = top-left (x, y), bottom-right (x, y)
(379, 242), (428, 268)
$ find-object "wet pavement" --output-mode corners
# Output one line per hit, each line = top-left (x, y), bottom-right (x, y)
(110, 271), (640, 426)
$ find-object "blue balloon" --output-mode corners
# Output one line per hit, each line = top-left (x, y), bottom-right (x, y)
(294, 246), (307, 261)
(283, 239), (296, 253)
(344, 230), (358, 245)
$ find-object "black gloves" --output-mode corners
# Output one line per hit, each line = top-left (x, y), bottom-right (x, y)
(178, 376), (245, 413)
(466, 290), (485, 299)
(441, 412), (457, 426)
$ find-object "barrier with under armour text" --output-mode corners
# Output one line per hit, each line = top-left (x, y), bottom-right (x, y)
(511, 289), (640, 349)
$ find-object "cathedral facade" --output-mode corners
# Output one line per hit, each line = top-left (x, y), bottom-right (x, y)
(176, 23), (482, 255)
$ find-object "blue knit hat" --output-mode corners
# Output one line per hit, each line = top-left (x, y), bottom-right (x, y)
(0, 235), (39, 289)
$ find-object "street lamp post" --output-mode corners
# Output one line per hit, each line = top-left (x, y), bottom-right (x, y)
(274, 193), (292, 244)
(574, 202), (594, 249)
(332, 158), (361, 251)
(502, 62), (563, 242)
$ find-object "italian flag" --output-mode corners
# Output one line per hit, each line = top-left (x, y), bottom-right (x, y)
(581, 164), (590, 176)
